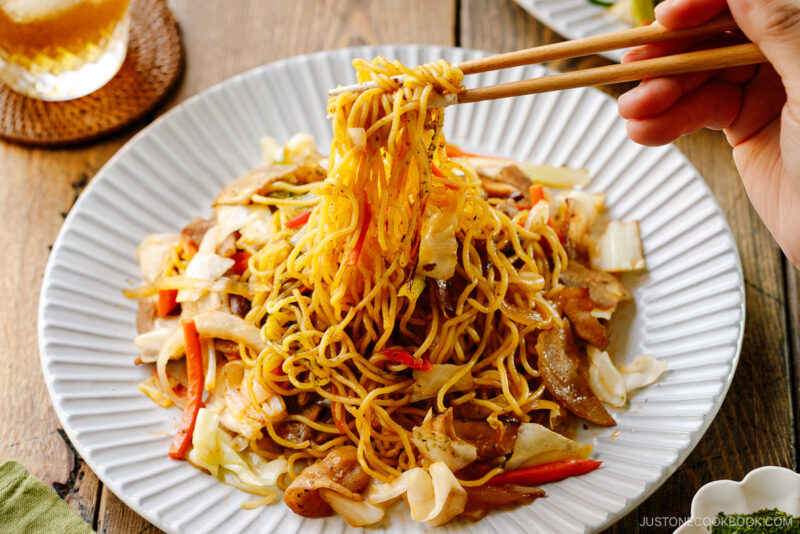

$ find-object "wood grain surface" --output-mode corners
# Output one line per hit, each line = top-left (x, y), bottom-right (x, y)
(0, 1), (796, 533)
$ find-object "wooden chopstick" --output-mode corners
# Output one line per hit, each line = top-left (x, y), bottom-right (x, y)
(329, 12), (741, 97)
(456, 42), (765, 104)
(457, 12), (739, 75)
(327, 12), (766, 113)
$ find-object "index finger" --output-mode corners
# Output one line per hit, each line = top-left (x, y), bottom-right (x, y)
(655, 0), (729, 29)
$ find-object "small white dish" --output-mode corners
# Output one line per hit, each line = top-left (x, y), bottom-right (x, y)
(675, 466), (800, 533)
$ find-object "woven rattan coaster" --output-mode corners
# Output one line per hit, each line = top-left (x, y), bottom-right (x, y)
(0, 0), (183, 147)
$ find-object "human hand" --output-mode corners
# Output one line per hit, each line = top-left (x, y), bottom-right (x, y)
(617, 0), (800, 269)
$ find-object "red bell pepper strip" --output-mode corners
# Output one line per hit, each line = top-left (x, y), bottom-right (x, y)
(488, 459), (602, 486)
(345, 205), (371, 266)
(379, 350), (432, 371)
(230, 251), (250, 275)
(529, 184), (544, 205)
(157, 289), (179, 317)
(286, 210), (312, 229)
(168, 319), (205, 460)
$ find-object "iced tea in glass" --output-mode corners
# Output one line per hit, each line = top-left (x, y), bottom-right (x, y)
(0, 0), (131, 100)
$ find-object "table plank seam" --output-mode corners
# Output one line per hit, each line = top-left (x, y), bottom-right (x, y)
(784, 256), (800, 471)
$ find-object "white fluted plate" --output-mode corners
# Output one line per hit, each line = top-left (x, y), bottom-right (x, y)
(39, 45), (744, 534)
(514, 0), (632, 62)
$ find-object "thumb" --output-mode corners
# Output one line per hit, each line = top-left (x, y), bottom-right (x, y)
(729, 0), (800, 195)
(728, 0), (800, 94)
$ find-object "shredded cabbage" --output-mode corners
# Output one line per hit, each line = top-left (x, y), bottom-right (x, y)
(417, 211), (458, 279)
(319, 487), (386, 527)
(239, 206), (275, 247)
(423, 462), (467, 526)
(620, 355), (668, 393)
(367, 463), (465, 526)
(558, 190), (603, 225)
(176, 253), (235, 302)
(196, 205), (250, 255)
(284, 133), (317, 163)
(137, 374), (173, 408)
(587, 348), (667, 408)
(587, 345), (627, 407)
(410, 364), (473, 401)
(188, 408), (287, 496)
(590, 220), (646, 272)
(134, 317), (179, 360)
(192, 311), (267, 352)
(506, 423), (594, 470)
(260, 136), (281, 166)
(411, 411), (477, 471)
(136, 234), (179, 283)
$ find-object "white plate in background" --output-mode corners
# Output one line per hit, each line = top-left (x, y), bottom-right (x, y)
(38, 45), (744, 534)
(515, 0), (632, 62)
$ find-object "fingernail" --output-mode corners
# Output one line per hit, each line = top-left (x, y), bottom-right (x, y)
(653, 0), (668, 19)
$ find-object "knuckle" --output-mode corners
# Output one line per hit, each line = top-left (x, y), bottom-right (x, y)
(761, 1), (800, 38)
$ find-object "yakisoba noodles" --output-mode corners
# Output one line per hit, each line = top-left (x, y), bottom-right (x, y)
(128, 56), (664, 526)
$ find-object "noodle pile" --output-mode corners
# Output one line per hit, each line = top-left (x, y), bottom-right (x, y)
(128, 54), (664, 526)
(242, 57), (568, 483)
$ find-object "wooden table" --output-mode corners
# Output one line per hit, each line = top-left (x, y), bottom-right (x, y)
(2, 1), (797, 532)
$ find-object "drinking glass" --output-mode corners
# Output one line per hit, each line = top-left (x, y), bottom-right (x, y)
(0, 0), (131, 100)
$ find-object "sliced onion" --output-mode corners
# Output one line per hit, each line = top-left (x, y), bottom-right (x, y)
(347, 127), (367, 149)
(320, 488), (385, 527)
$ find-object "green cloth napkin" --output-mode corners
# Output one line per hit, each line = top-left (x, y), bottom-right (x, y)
(0, 461), (95, 534)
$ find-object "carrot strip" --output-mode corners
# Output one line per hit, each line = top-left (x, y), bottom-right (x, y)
(168, 319), (205, 460)
(157, 289), (179, 317)
(488, 459), (601, 486)
(529, 184), (544, 205)
(286, 210), (312, 229)
(445, 144), (510, 160)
